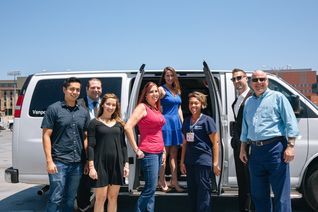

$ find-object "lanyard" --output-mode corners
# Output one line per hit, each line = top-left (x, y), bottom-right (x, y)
(190, 114), (202, 132)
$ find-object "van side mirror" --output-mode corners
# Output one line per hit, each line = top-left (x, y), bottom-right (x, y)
(289, 95), (301, 115)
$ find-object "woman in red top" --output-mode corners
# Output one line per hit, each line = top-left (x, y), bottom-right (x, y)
(125, 81), (166, 212)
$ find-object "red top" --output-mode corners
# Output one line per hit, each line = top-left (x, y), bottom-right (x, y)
(137, 104), (165, 153)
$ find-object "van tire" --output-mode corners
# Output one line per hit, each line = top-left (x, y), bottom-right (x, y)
(303, 163), (318, 211)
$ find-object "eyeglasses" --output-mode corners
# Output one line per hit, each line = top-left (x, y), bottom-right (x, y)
(231, 76), (245, 82)
(251, 78), (267, 83)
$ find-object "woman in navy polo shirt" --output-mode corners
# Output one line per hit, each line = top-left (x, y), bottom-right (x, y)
(180, 91), (221, 212)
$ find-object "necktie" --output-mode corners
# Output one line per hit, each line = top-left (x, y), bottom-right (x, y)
(93, 101), (98, 117)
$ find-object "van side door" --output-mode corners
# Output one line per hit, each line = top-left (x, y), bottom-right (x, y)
(126, 64), (145, 193)
(203, 61), (225, 195)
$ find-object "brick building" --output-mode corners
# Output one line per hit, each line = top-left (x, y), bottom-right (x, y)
(0, 77), (26, 118)
(267, 68), (318, 105)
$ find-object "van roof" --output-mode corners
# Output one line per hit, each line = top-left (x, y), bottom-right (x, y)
(31, 69), (242, 76)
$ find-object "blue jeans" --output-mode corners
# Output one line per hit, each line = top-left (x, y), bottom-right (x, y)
(249, 140), (291, 212)
(136, 153), (162, 212)
(46, 161), (83, 212)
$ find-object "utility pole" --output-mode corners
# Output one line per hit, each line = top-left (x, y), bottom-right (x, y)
(7, 71), (21, 116)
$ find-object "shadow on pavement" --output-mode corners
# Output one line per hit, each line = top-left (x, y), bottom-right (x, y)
(0, 185), (47, 212)
(0, 186), (314, 212)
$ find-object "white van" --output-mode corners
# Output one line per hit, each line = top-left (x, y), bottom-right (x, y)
(5, 62), (318, 211)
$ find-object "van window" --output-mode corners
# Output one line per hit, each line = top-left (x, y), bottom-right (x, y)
(29, 77), (122, 117)
(268, 79), (318, 118)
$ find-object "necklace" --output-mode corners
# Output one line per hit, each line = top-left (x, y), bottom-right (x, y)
(145, 102), (158, 111)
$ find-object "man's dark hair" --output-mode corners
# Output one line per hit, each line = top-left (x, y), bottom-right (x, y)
(86, 78), (102, 89)
(232, 68), (247, 75)
(63, 77), (81, 88)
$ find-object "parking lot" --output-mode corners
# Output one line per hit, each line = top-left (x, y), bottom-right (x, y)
(0, 129), (315, 211)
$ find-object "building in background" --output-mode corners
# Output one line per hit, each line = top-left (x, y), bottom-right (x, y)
(266, 68), (318, 106)
(0, 77), (27, 119)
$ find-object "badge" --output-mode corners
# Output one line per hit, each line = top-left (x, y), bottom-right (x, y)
(186, 132), (194, 142)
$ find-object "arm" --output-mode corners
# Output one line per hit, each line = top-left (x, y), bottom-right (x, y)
(239, 142), (248, 164)
(180, 137), (187, 175)
(278, 94), (298, 163)
(178, 105), (184, 123)
(284, 137), (296, 163)
(83, 131), (89, 175)
(209, 132), (221, 176)
(158, 86), (166, 99)
(239, 107), (249, 164)
(42, 128), (57, 174)
(124, 103), (147, 159)
(121, 126), (129, 177)
(87, 122), (98, 180)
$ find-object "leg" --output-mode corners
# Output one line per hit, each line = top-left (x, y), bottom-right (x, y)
(136, 153), (161, 212)
(158, 146), (169, 191)
(76, 174), (92, 211)
(169, 146), (184, 192)
(94, 187), (108, 212)
(107, 185), (121, 212)
(46, 161), (67, 212)
(249, 148), (272, 212)
(63, 163), (82, 212)
(185, 164), (197, 212)
(268, 142), (292, 212)
(233, 143), (252, 211)
(195, 166), (212, 212)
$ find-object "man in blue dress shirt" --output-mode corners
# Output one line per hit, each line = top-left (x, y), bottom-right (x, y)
(240, 70), (299, 212)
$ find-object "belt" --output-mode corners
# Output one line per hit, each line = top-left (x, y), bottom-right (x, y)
(249, 136), (285, 146)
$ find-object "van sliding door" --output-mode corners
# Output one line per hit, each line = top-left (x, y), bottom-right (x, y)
(126, 64), (145, 193)
(203, 61), (224, 195)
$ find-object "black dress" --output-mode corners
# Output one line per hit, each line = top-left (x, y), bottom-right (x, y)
(88, 119), (128, 187)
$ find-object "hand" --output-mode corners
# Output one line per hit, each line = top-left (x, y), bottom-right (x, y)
(240, 149), (248, 164)
(89, 168), (98, 180)
(83, 161), (89, 175)
(47, 161), (58, 174)
(284, 146), (295, 163)
(161, 153), (166, 166)
(123, 166), (129, 177)
(180, 163), (186, 175)
(213, 164), (221, 176)
(136, 149), (145, 159)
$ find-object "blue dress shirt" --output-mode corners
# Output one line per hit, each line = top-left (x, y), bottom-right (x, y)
(240, 89), (299, 142)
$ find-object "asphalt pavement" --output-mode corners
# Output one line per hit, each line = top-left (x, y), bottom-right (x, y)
(0, 129), (315, 211)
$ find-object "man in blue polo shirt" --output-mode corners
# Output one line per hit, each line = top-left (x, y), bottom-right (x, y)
(41, 77), (90, 212)
(240, 70), (299, 212)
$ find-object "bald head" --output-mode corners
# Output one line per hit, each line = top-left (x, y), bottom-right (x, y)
(251, 70), (268, 96)
(252, 70), (267, 78)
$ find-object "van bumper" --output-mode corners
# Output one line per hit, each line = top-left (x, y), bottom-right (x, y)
(5, 167), (19, 183)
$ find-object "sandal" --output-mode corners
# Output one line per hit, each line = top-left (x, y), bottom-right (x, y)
(158, 183), (171, 192)
(169, 184), (185, 192)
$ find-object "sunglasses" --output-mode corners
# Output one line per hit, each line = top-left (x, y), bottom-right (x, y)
(231, 76), (245, 82)
(251, 78), (267, 83)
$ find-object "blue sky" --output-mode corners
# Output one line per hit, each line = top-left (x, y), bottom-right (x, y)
(1, 0), (318, 80)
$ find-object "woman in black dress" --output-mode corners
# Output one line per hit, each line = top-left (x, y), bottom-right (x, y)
(88, 93), (129, 212)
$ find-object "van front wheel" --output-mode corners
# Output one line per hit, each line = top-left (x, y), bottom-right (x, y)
(303, 164), (318, 211)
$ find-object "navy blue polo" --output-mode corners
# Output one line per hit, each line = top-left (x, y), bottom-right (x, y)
(41, 101), (90, 164)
